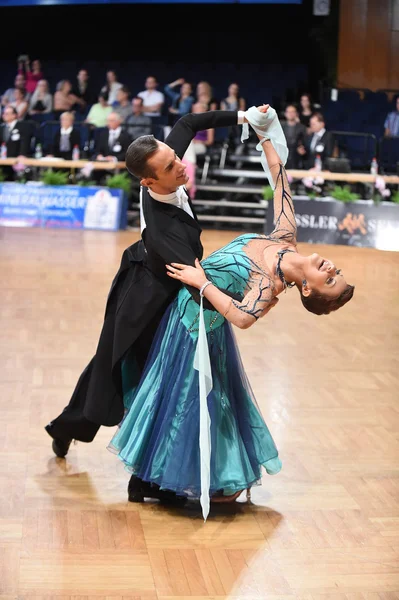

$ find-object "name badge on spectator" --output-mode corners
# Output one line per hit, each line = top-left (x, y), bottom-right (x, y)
(11, 131), (20, 141)
(113, 143), (122, 152)
(315, 144), (324, 153)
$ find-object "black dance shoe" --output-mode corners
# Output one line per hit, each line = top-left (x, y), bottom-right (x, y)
(128, 475), (187, 506)
(45, 423), (72, 458)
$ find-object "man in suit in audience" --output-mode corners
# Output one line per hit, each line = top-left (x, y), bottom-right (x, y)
(49, 111), (81, 160)
(281, 104), (306, 169)
(0, 105), (32, 179)
(92, 111), (131, 183)
(93, 111), (130, 161)
(297, 112), (334, 169)
(45, 105), (269, 504)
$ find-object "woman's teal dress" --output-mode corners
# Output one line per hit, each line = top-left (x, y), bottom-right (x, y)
(108, 233), (282, 508)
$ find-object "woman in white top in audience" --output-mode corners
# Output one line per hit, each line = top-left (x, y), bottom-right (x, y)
(29, 79), (53, 115)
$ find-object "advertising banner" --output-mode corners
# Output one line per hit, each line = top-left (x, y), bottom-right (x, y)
(266, 197), (399, 251)
(0, 183), (126, 231)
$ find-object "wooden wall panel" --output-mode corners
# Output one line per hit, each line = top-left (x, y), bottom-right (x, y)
(389, 30), (399, 88)
(337, 0), (368, 88)
(365, 0), (391, 90)
(337, 0), (398, 91)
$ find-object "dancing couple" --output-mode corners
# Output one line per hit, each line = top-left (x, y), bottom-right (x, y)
(46, 103), (354, 520)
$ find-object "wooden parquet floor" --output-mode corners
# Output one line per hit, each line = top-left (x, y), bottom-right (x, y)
(1, 226), (399, 599)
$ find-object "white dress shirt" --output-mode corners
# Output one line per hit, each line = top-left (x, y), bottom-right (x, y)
(108, 126), (121, 148)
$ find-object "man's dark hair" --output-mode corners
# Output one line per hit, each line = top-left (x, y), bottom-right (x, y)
(298, 284), (355, 315)
(311, 111), (325, 125)
(125, 135), (159, 179)
(99, 91), (109, 102)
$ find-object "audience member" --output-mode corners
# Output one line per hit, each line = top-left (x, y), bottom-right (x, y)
(138, 76), (165, 118)
(124, 97), (152, 140)
(384, 96), (399, 137)
(17, 57), (43, 94)
(85, 92), (112, 128)
(297, 112), (334, 169)
(48, 111), (81, 160)
(114, 86), (132, 122)
(28, 80), (53, 115)
(281, 104), (306, 168)
(101, 70), (123, 106)
(164, 78), (194, 117)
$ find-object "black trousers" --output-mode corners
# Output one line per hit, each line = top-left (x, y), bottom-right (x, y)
(46, 309), (163, 443)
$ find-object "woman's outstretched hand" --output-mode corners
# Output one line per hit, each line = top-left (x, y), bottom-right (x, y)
(243, 103), (269, 123)
(166, 258), (208, 289)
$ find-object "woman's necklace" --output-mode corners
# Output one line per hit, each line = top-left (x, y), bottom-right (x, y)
(275, 248), (296, 291)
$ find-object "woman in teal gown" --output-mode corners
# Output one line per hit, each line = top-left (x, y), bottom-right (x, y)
(108, 106), (354, 519)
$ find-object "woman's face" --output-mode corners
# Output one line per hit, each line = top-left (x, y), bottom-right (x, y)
(14, 89), (23, 101)
(33, 60), (41, 71)
(107, 71), (116, 83)
(229, 83), (239, 97)
(181, 83), (192, 96)
(37, 80), (48, 93)
(197, 82), (210, 97)
(301, 95), (310, 109)
(302, 252), (348, 298)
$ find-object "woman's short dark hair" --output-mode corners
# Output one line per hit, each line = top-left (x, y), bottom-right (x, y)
(125, 135), (159, 179)
(299, 284), (355, 315)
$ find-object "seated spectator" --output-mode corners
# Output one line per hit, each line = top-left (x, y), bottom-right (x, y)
(85, 92), (112, 128)
(220, 83), (246, 112)
(195, 81), (218, 110)
(125, 97), (152, 140)
(221, 82), (246, 150)
(114, 86), (132, 122)
(71, 69), (96, 113)
(384, 96), (399, 137)
(101, 70), (123, 106)
(1, 74), (29, 107)
(297, 112), (334, 169)
(48, 111), (81, 160)
(29, 80), (53, 115)
(138, 76), (164, 117)
(164, 78), (194, 117)
(10, 88), (29, 120)
(281, 104), (306, 168)
(17, 57), (43, 95)
(0, 106), (32, 179)
(93, 112), (130, 162)
(53, 80), (83, 119)
(298, 93), (315, 129)
(191, 102), (214, 157)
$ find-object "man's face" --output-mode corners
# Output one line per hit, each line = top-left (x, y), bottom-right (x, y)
(310, 116), (324, 133)
(107, 113), (121, 130)
(146, 77), (157, 90)
(285, 106), (297, 122)
(15, 74), (25, 89)
(143, 142), (188, 192)
(78, 70), (88, 82)
(132, 99), (143, 114)
(3, 107), (16, 123)
(61, 113), (73, 129)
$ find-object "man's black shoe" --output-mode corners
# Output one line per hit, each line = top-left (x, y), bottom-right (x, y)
(45, 423), (72, 458)
(128, 475), (186, 506)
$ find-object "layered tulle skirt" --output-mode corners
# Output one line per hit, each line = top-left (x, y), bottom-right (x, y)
(108, 299), (282, 498)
